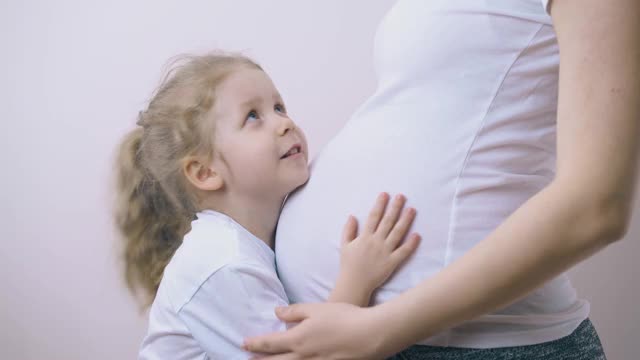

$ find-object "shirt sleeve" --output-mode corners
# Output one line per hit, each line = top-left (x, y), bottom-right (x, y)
(177, 261), (289, 359)
(541, 0), (552, 15)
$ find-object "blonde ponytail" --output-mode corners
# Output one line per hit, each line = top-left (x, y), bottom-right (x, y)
(114, 128), (192, 304)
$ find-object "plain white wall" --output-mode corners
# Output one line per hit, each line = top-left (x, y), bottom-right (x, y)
(1, 1), (637, 359)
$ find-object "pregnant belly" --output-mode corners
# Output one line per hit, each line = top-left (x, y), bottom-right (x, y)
(275, 100), (558, 309)
(275, 103), (477, 304)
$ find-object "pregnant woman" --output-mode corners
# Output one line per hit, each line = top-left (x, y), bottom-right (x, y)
(245, 0), (639, 359)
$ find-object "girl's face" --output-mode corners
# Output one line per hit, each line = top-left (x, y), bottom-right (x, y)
(210, 67), (310, 199)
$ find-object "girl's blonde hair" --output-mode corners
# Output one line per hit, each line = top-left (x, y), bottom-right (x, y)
(114, 53), (262, 305)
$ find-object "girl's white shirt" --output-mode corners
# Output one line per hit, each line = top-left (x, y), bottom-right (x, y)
(138, 210), (288, 360)
(275, 0), (590, 348)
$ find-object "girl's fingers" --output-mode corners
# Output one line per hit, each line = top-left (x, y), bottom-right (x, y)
(391, 233), (421, 265)
(376, 194), (406, 238)
(386, 207), (416, 249)
(341, 215), (358, 247)
(363, 192), (389, 233)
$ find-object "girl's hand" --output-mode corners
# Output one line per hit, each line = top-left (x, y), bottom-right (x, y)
(335, 193), (420, 303)
(244, 302), (390, 359)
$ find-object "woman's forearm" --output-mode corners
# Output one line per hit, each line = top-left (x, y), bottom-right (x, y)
(371, 180), (628, 353)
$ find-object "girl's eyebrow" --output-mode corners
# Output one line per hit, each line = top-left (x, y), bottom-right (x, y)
(239, 92), (283, 108)
(239, 96), (262, 108)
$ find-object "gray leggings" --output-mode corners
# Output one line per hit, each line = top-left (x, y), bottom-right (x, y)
(388, 319), (606, 360)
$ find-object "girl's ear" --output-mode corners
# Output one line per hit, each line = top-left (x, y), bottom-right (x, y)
(183, 156), (224, 191)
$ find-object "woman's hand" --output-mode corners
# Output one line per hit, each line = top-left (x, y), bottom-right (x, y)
(332, 193), (421, 305)
(243, 302), (390, 359)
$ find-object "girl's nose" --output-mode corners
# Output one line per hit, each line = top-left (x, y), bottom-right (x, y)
(277, 115), (296, 136)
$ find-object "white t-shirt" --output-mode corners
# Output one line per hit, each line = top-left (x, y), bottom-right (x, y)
(275, 0), (589, 348)
(138, 210), (288, 360)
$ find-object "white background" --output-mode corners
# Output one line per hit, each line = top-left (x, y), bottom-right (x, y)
(1, 1), (638, 359)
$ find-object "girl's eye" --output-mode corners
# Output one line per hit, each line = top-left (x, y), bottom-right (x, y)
(275, 104), (286, 113)
(246, 110), (259, 123)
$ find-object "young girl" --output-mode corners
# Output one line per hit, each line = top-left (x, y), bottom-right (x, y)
(114, 53), (422, 359)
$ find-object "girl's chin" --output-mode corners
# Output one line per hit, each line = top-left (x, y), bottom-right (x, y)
(286, 173), (310, 192)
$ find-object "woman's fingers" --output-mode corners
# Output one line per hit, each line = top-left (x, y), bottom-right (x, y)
(341, 215), (358, 247)
(386, 206), (416, 249)
(376, 194), (406, 238)
(244, 304), (312, 353)
(251, 353), (302, 360)
(363, 192), (389, 233)
(244, 331), (296, 355)
(274, 304), (310, 323)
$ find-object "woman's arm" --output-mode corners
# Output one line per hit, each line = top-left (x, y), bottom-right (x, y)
(244, 1), (640, 357)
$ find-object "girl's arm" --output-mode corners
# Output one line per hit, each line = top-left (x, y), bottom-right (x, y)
(243, 0), (640, 357)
